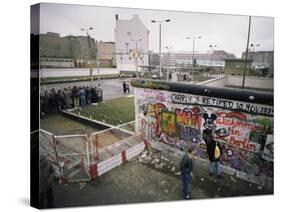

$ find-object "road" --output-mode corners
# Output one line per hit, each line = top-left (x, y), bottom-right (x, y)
(40, 78), (135, 100)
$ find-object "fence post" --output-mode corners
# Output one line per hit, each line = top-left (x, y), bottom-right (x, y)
(85, 136), (90, 179)
(95, 134), (99, 161)
(52, 135), (64, 182)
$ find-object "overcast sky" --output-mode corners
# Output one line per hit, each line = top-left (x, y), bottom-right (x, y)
(39, 3), (274, 57)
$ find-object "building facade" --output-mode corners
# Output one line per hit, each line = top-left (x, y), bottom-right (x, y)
(40, 32), (97, 60)
(114, 14), (149, 72)
(224, 58), (253, 76)
(97, 41), (116, 68)
(163, 50), (236, 68)
(242, 51), (274, 77)
(39, 32), (116, 68)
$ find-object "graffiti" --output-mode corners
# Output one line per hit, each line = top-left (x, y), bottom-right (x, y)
(138, 104), (147, 114)
(171, 93), (273, 116)
(154, 103), (166, 137)
(142, 89), (166, 102)
(175, 107), (201, 128)
(203, 113), (217, 130)
(217, 111), (247, 120)
(160, 111), (176, 137)
(216, 117), (263, 131)
(225, 148), (234, 157)
(199, 142), (207, 150)
(262, 134), (273, 162)
(180, 126), (200, 143)
(135, 87), (274, 180)
(215, 128), (230, 137)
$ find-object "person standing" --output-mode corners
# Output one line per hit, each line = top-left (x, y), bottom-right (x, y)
(204, 129), (223, 178)
(180, 147), (196, 199)
(72, 86), (79, 108)
(125, 83), (130, 93)
(79, 87), (86, 107)
(97, 84), (103, 102)
(123, 81), (126, 93)
(64, 87), (73, 109)
(86, 87), (92, 105)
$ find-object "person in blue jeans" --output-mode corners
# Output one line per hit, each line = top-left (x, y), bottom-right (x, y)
(79, 87), (86, 107)
(204, 129), (223, 178)
(180, 147), (195, 199)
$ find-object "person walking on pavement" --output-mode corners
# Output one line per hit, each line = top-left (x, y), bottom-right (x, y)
(123, 81), (126, 94)
(180, 147), (196, 199)
(203, 129), (223, 178)
(125, 83), (130, 93)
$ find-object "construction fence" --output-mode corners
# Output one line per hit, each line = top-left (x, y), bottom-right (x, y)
(39, 121), (146, 183)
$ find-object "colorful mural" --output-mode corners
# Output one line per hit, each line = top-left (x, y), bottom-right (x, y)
(134, 87), (274, 180)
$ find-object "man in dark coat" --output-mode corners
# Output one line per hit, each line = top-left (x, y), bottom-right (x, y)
(123, 81), (126, 93)
(180, 147), (196, 199)
(203, 129), (223, 178)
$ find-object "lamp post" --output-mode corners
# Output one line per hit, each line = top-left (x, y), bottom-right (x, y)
(250, 43), (260, 60)
(209, 44), (217, 72)
(165, 46), (172, 80)
(151, 19), (171, 79)
(249, 43), (260, 75)
(250, 43), (260, 53)
(242, 16), (252, 89)
(186, 36), (201, 81)
(81, 27), (99, 84)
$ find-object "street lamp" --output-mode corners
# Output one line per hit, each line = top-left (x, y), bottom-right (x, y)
(80, 27), (99, 84)
(250, 43), (260, 53)
(151, 19), (171, 79)
(81, 27), (93, 35)
(186, 36), (201, 81)
(250, 43), (260, 60)
(165, 46), (172, 80)
(209, 44), (217, 72)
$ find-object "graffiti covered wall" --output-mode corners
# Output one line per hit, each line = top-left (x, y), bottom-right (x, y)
(134, 87), (273, 182)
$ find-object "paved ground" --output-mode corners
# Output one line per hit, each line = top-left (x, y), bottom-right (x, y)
(40, 78), (134, 101)
(50, 151), (272, 209)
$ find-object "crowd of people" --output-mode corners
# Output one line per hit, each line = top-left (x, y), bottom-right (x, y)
(40, 85), (103, 117)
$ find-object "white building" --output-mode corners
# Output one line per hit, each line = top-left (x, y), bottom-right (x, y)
(114, 14), (149, 73)
(162, 50), (236, 68)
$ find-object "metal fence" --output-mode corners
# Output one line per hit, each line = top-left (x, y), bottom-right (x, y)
(39, 123), (138, 182)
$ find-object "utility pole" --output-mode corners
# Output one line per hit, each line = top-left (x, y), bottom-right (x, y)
(151, 19), (171, 80)
(242, 16), (251, 88)
(186, 36), (202, 81)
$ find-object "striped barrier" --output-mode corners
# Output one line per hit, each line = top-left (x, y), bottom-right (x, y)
(90, 139), (147, 179)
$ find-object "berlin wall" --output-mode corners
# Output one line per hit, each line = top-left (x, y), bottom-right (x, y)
(132, 80), (273, 185)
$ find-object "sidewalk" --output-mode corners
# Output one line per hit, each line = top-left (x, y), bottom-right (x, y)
(51, 152), (272, 208)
